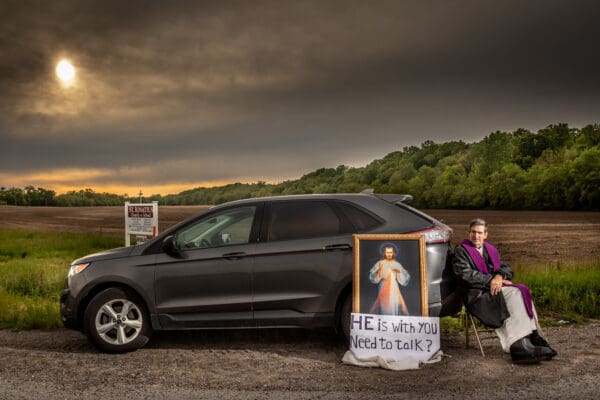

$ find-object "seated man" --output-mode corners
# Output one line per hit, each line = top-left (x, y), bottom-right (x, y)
(452, 218), (557, 364)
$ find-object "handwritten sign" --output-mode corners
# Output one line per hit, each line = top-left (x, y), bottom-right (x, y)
(349, 313), (440, 364)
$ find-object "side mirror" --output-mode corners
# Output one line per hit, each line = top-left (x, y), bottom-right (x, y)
(161, 235), (184, 258)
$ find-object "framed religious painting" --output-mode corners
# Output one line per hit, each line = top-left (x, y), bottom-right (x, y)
(353, 234), (428, 316)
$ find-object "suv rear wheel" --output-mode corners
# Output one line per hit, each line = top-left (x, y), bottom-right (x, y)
(340, 295), (352, 341)
(84, 287), (151, 353)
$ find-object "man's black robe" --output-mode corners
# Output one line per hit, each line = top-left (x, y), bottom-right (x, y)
(452, 245), (513, 328)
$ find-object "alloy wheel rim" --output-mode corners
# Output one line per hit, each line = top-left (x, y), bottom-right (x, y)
(95, 299), (143, 345)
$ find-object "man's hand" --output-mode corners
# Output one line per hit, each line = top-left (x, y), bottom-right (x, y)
(490, 275), (503, 296)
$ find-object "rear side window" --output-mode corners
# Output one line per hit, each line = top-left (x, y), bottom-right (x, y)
(267, 201), (342, 241)
(393, 203), (433, 231)
(334, 201), (382, 232)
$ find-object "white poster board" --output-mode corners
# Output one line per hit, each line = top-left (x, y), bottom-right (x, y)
(346, 313), (440, 369)
(125, 201), (158, 246)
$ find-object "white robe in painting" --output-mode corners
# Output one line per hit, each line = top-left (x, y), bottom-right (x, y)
(369, 260), (411, 315)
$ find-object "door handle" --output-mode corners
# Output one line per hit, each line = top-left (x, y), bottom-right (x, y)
(323, 244), (352, 251)
(222, 252), (247, 260)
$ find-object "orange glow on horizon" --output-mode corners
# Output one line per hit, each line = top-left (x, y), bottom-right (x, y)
(0, 169), (272, 196)
(54, 182), (237, 197)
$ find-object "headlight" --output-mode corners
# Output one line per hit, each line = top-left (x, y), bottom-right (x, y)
(68, 262), (90, 277)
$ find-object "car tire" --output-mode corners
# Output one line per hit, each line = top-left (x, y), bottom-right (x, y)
(84, 287), (151, 353)
(340, 294), (352, 341)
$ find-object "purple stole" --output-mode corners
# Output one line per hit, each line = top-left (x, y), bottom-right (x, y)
(460, 239), (534, 319)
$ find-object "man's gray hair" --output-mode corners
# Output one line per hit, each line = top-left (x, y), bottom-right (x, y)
(469, 218), (488, 231)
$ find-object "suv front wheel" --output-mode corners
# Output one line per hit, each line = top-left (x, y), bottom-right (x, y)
(84, 287), (151, 353)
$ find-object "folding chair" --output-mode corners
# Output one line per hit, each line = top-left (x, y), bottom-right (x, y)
(463, 308), (496, 357)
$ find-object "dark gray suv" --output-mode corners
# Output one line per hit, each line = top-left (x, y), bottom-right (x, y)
(61, 192), (455, 353)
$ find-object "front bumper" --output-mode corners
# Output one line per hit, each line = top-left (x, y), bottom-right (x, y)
(60, 288), (79, 330)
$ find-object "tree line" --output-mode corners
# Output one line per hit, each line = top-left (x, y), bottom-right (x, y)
(2, 123), (598, 210)
(0, 187), (126, 207)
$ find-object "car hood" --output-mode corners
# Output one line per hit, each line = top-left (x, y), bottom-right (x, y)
(72, 246), (135, 265)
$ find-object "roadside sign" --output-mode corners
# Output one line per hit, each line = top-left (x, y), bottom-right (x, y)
(125, 201), (158, 246)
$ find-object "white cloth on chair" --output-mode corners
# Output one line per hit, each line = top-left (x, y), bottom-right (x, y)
(495, 286), (540, 352)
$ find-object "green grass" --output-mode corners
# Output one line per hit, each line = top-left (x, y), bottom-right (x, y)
(0, 227), (123, 329)
(0, 289), (62, 329)
(514, 259), (600, 323)
(0, 228), (121, 262)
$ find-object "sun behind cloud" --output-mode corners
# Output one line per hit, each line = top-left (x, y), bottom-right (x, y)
(56, 59), (76, 85)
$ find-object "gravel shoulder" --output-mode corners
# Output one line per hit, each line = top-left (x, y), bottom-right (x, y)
(1, 322), (599, 399)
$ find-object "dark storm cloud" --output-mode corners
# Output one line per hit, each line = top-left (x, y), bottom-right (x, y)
(1, 0), (599, 191)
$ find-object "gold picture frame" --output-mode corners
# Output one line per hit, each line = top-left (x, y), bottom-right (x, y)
(353, 234), (428, 316)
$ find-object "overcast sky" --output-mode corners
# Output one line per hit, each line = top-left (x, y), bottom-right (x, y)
(1, 0), (599, 195)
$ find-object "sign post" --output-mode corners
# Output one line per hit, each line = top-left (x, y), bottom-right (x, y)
(124, 201), (159, 246)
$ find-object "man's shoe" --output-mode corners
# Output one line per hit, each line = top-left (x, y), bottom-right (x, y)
(535, 345), (556, 361)
(510, 337), (542, 364)
(529, 330), (557, 359)
(529, 330), (549, 346)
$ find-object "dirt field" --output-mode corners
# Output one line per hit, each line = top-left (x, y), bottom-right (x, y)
(0, 206), (598, 264)
(0, 205), (211, 237)
(425, 209), (600, 265)
(0, 206), (599, 399)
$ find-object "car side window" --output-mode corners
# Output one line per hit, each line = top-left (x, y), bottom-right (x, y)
(334, 201), (382, 232)
(175, 206), (256, 249)
(267, 201), (342, 241)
